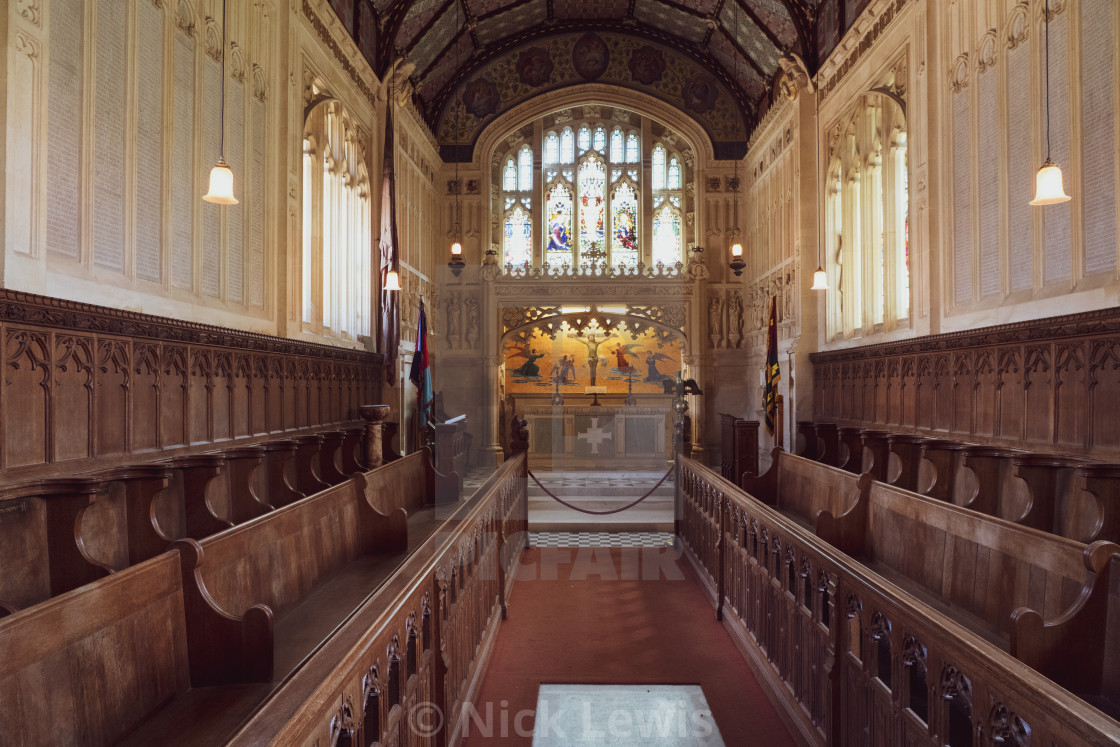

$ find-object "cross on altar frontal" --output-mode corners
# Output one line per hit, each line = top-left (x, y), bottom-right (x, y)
(578, 417), (613, 455)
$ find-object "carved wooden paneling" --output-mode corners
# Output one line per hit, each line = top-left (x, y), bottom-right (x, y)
(810, 308), (1120, 460)
(133, 343), (161, 453)
(997, 347), (1022, 440)
(1089, 341), (1120, 451)
(679, 458), (1120, 747)
(974, 350), (997, 438)
(95, 338), (131, 456)
(0, 289), (381, 480)
(52, 334), (93, 463)
(161, 346), (188, 449)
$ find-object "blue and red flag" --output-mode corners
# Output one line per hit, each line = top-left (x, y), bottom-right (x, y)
(409, 299), (434, 427)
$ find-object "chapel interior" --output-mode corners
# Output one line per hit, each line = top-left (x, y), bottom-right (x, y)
(2, 0), (1119, 745)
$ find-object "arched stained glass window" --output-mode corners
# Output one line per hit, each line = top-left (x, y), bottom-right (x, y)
(560, 128), (575, 163)
(667, 157), (681, 190)
(652, 204), (681, 267)
(518, 146), (533, 190)
(504, 206), (532, 267)
(577, 126), (591, 153)
(578, 157), (606, 258)
(626, 133), (639, 163)
(545, 184), (573, 269)
(611, 183), (639, 268)
(610, 129), (624, 162)
(593, 126), (606, 153)
(497, 110), (691, 272)
(652, 145), (666, 190)
(544, 132), (559, 165)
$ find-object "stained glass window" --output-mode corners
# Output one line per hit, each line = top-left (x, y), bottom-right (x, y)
(518, 146), (533, 190)
(610, 129), (624, 162)
(611, 183), (639, 268)
(545, 184), (573, 269)
(544, 132), (559, 165)
(504, 206), (532, 267)
(593, 126), (606, 153)
(560, 128), (574, 163)
(578, 156), (606, 258)
(652, 145), (666, 190)
(667, 157), (681, 189)
(652, 205), (680, 267)
(499, 112), (692, 274)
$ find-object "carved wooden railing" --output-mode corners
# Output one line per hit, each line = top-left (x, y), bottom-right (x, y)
(810, 307), (1120, 461)
(0, 289), (381, 479)
(677, 456), (1120, 747)
(226, 452), (528, 747)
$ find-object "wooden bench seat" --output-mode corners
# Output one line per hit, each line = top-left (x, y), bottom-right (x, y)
(0, 551), (269, 746)
(741, 446), (1120, 707)
(816, 479), (1119, 644)
(174, 470), (410, 684)
(739, 447), (869, 529)
(0, 449), (455, 746)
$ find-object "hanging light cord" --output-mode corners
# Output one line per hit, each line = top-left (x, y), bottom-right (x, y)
(1043, 0), (1051, 162)
(218, 0), (227, 161)
(816, 89), (822, 269)
(453, 0), (462, 235)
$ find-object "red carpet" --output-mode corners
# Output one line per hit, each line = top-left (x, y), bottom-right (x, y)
(459, 545), (797, 745)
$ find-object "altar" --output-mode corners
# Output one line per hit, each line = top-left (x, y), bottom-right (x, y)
(521, 406), (670, 470)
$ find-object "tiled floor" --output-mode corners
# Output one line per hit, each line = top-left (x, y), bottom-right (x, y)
(529, 531), (676, 548)
(462, 466), (676, 532)
(528, 469), (674, 532)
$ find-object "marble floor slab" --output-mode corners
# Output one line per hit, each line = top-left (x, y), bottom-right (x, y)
(532, 684), (725, 746)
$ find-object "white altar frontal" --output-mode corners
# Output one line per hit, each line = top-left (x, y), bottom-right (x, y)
(522, 406), (669, 470)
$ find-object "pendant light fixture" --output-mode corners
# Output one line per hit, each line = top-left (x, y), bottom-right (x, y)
(727, 2), (746, 277)
(811, 86), (828, 290)
(202, 0), (237, 204)
(448, 0), (465, 275)
(1029, 0), (1070, 206)
(384, 78), (400, 292)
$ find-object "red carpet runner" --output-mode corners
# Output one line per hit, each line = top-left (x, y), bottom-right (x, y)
(459, 545), (797, 745)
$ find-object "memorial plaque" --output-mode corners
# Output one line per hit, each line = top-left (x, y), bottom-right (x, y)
(202, 58), (222, 298)
(136, 0), (164, 283)
(978, 69), (998, 299)
(952, 89), (971, 305)
(47, 0), (83, 261)
(1043, 14), (1071, 285)
(1081, 0), (1116, 276)
(172, 32), (196, 290)
(250, 98), (266, 307)
(1006, 43), (1032, 293)
(227, 80), (245, 304)
(93, 0), (127, 273)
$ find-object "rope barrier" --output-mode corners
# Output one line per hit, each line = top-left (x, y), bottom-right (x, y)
(526, 465), (675, 515)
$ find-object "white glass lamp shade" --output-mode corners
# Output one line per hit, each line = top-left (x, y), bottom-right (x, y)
(203, 159), (238, 204)
(1029, 159), (1071, 206)
(811, 265), (828, 290)
(450, 240), (463, 257)
(384, 269), (401, 291)
(729, 242), (743, 258)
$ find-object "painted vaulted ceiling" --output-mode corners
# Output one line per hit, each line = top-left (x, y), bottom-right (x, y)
(327, 0), (855, 159)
